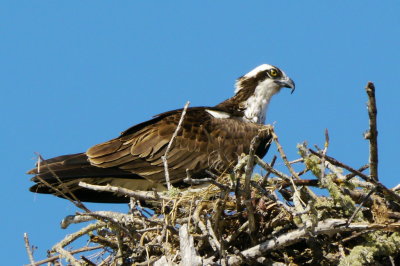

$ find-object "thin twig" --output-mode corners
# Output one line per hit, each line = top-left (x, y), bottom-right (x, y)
(24, 233), (35, 266)
(53, 222), (104, 255)
(81, 256), (96, 266)
(79, 182), (168, 202)
(227, 218), (400, 265)
(255, 156), (290, 180)
(162, 101), (190, 190)
(116, 232), (124, 265)
(225, 221), (249, 244)
(29, 246), (103, 266)
(52, 246), (81, 265)
(76, 212), (135, 240)
(310, 149), (400, 203)
(309, 149), (371, 182)
(270, 129), (299, 180)
(319, 129), (330, 181)
(184, 175), (230, 191)
(250, 181), (293, 213)
(262, 155), (277, 182)
(345, 164), (369, 181)
(34, 153), (90, 213)
(392, 184), (400, 192)
(346, 187), (377, 226)
(244, 133), (263, 237)
(364, 82), (379, 181)
(193, 202), (218, 252)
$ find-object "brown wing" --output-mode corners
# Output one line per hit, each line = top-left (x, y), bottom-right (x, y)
(86, 108), (271, 184)
(28, 107), (271, 203)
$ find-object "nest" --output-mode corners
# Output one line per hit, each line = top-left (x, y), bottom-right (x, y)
(24, 82), (400, 265)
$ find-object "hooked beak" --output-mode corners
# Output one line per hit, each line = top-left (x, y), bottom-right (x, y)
(275, 78), (295, 94)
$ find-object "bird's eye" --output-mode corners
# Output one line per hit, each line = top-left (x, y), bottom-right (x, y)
(269, 69), (279, 77)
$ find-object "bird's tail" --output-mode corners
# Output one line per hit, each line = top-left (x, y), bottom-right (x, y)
(28, 153), (147, 203)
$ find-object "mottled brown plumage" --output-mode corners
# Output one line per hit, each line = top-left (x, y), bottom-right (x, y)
(28, 64), (294, 203)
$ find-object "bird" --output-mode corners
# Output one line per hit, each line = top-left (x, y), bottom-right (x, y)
(28, 64), (295, 203)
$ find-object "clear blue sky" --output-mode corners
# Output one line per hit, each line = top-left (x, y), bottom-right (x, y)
(1, 1), (400, 264)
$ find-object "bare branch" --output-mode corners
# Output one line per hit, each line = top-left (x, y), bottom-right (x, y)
(30, 246), (102, 266)
(78, 181), (168, 202)
(228, 219), (400, 264)
(34, 153), (90, 213)
(364, 82), (379, 181)
(162, 101), (190, 190)
(184, 175), (230, 191)
(24, 233), (35, 266)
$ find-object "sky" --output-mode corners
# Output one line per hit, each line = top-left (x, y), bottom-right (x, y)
(1, 1), (400, 264)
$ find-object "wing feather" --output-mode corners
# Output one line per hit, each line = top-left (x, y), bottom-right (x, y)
(85, 108), (271, 183)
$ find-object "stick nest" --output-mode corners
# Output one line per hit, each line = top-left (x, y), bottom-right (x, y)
(25, 82), (400, 265)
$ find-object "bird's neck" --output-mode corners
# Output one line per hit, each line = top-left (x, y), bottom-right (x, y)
(216, 80), (280, 124)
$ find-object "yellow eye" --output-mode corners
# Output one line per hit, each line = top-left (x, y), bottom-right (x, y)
(269, 69), (278, 77)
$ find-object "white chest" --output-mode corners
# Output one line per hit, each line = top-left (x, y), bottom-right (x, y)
(243, 80), (279, 124)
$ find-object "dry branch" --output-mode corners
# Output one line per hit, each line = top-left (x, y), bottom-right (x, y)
(78, 181), (168, 202)
(24, 233), (35, 266)
(162, 101), (190, 190)
(30, 246), (102, 266)
(365, 82), (379, 181)
(227, 219), (400, 265)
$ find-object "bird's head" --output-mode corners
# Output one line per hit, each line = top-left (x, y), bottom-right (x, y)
(233, 64), (295, 123)
(214, 64), (295, 124)
(235, 64), (295, 95)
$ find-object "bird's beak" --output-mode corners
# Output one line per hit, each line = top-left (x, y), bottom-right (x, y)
(275, 78), (295, 94)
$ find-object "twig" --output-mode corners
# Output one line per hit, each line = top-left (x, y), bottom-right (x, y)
(255, 156), (290, 180)
(34, 153), (90, 213)
(392, 184), (400, 192)
(52, 246), (81, 265)
(52, 221), (104, 256)
(364, 82), (379, 181)
(309, 149), (371, 182)
(271, 129), (318, 204)
(225, 221), (249, 244)
(62, 210), (149, 230)
(227, 219), (400, 265)
(261, 155), (277, 183)
(116, 232), (124, 265)
(206, 219), (221, 251)
(193, 202), (218, 252)
(234, 155), (248, 212)
(346, 187), (377, 225)
(310, 149), (400, 203)
(90, 235), (119, 250)
(319, 129), (330, 181)
(270, 129), (300, 180)
(244, 132), (262, 194)
(75, 212), (135, 240)
(250, 180), (293, 213)
(24, 233), (35, 266)
(81, 256), (96, 266)
(244, 133), (262, 237)
(288, 158), (304, 165)
(29, 246), (102, 266)
(184, 175), (230, 191)
(278, 179), (320, 189)
(142, 256), (163, 266)
(162, 101), (190, 190)
(345, 164), (369, 181)
(79, 182), (168, 202)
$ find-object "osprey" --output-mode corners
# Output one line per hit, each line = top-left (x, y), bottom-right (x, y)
(28, 64), (295, 203)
